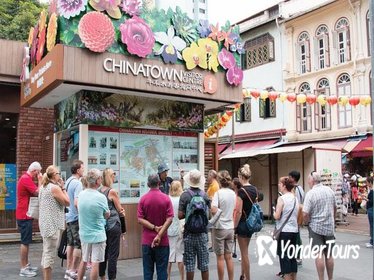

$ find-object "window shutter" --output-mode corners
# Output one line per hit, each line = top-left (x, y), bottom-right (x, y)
(313, 37), (319, 70)
(270, 100), (276, 117)
(296, 104), (301, 132)
(306, 40), (311, 72)
(295, 42), (301, 74)
(332, 30), (338, 65)
(346, 26), (351, 61)
(268, 39), (275, 61)
(326, 105), (331, 130)
(241, 52), (247, 70)
(259, 99), (265, 118)
(236, 106), (242, 122)
(307, 104), (312, 132)
(324, 34), (330, 67)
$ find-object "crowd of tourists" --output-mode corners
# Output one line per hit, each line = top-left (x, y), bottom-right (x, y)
(16, 160), (373, 280)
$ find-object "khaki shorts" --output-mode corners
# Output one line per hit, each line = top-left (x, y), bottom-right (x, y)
(41, 230), (62, 269)
(308, 227), (335, 257)
(168, 235), (184, 263)
(212, 228), (235, 255)
(81, 241), (106, 263)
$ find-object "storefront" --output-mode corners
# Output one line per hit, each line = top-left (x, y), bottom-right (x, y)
(20, 5), (243, 258)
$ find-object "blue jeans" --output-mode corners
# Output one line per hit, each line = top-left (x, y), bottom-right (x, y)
(142, 245), (169, 280)
(368, 207), (373, 245)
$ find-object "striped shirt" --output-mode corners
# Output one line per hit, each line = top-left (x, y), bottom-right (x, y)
(303, 183), (335, 236)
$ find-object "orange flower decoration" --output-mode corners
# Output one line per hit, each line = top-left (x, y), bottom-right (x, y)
(28, 27), (34, 47)
(39, 10), (47, 34)
(47, 13), (57, 52)
(208, 23), (224, 42)
(36, 27), (46, 64)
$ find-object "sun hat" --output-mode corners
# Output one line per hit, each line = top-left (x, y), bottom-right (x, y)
(183, 169), (206, 189)
(157, 163), (169, 174)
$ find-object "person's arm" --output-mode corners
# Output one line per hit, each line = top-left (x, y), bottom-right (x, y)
(51, 184), (70, 206)
(151, 217), (173, 248)
(211, 191), (219, 215)
(234, 196), (243, 228)
(178, 192), (187, 219)
(109, 189), (125, 217)
(273, 197), (284, 220)
(302, 193), (311, 224)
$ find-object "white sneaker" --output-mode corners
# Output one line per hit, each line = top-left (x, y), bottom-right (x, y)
(64, 270), (71, 279)
(19, 267), (37, 277)
(26, 263), (38, 272)
(365, 243), (373, 248)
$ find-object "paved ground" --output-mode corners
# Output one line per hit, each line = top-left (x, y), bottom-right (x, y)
(0, 214), (372, 279)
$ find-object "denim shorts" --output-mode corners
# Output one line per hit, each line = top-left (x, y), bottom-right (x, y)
(235, 220), (253, 238)
(183, 233), (209, 272)
(17, 219), (33, 245)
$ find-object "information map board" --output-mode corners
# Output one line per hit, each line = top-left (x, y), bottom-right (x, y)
(87, 126), (198, 203)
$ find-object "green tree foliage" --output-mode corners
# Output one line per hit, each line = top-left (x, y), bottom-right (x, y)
(0, 0), (45, 41)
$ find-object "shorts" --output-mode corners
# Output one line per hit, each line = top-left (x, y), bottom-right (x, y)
(81, 242), (106, 263)
(308, 227), (335, 257)
(67, 220), (81, 248)
(17, 219), (33, 245)
(183, 233), (209, 273)
(41, 230), (61, 269)
(212, 228), (234, 255)
(235, 220), (253, 238)
(168, 235), (184, 263)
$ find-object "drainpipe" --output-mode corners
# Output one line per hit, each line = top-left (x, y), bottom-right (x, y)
(370, 0), (374, 171)
(231, 111), (235, 152)
(276, 16), (285, 141)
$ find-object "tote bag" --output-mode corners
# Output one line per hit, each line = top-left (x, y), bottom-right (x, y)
(26, 196), (39, 219)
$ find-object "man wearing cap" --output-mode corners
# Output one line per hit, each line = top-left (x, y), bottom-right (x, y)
(137, 174), (173, 280)
(16, 161), (43, 277)
(178, 169), (211, 280)
(158, 163), (173, 195)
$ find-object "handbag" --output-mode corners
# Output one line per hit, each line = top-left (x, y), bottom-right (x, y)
(360, 200), (367, 209)
(272, 198), (296, 241)
(26, 196), (39, 219)
(242, 187), (264, 233)
(120, 216), (127, 234)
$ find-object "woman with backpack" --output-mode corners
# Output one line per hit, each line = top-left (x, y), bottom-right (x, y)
(234, 164), (259, 280)
(211, 170), (236, 280)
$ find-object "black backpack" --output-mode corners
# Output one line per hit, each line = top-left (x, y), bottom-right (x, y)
(57, 228), (68, 266)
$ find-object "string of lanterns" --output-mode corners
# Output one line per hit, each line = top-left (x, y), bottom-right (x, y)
(204, 88), (372, 138)
(242, 88), (372, 106)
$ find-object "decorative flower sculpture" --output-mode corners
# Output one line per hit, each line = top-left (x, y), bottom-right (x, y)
(229, 33), (245, 54)
(154, 26), (186, 64)
(36, 27), (46, 64)
(89, 0), (121, 19)
(198, 38), (218, 72)
(30, 24), (39, 67)
(78, 11), (115, 52)
(27, 27), (34, 47)
(58, 0), (87, 19)
(208, 23), (224, 42)
(197, 20), (211, 38)
(226, 65), (243, 86)
(120, 16), (155, 58)
(182, 42), (207, 70)
(220, 29), (234, 50)
(218, 48), (235, 70)
(122, 0), (141, 16)
(47, 13), (58, 52)
(172, 6), (198, 45)
(38, 10), (47, 33)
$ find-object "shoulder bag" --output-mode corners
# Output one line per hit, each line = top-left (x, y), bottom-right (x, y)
(272, 198), (296, 240)
(242, 187), (264, 233)
(26, 196), (39, 219)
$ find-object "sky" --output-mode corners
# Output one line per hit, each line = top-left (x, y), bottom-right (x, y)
(208, 0), (281, 26)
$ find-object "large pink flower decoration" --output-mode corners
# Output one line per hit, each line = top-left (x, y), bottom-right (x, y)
(58, 0), (87, 19)
(78, 11), (115, 53)
(120, 16), (155, 58)
(226, 66), (243, 86)
(218, 48), (235, 70)
(122, 0), (141, 16)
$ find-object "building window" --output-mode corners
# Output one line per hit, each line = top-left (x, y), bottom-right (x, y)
(367, 11), (371, 56)
(314, 25), (330, 70)
(315, 78), (331, 131)
(199, 8), (205, 14)
(0, 112), (17, 164)
(236, 97), (251, 122)
(337, 73), (352, 128)
(333, 18), (351, 64)
(296, 82), (312, 133)
(243, 33), (275, 69)
(199, 0), (206, 3)
(296, 32), (311, 74)
(259, 98), (276, 118)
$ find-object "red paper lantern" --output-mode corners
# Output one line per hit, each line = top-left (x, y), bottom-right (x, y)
(250, 90), (260, 99)
(349, 96), (360, 106)
(287, 93), (296, 103)
(226, 110), (233, 117)
(268, 91), (278, 101)
(327, 95), (338, 105)
(306, 94), (317, 104)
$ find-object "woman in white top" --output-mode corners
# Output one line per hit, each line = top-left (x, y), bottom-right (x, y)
(39, 165), (70, 280)
(211, 170), (236, 280)
(273, 176), (299, 280)
(167, 181), (184, 280)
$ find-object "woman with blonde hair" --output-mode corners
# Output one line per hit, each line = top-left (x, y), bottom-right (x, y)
(38, 165), (70, 280)
(98, 168), (125, 280)
(234, 164), (259, 280)
(273, 176), (299, 280)
(167, 180), (185, 280)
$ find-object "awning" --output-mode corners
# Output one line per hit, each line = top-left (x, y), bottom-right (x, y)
(350, 135), (373, 158)
(219, 139), (278, 160)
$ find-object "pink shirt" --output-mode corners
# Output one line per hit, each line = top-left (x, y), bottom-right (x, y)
(137, 189), (174, 246)
(16, 173), (38, 220)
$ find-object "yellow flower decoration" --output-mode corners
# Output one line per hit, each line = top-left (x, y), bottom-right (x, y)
(182, 42), (207, 70)
(198, 38), (219, 72)
(28, 27), (34, 47)
(47, 13), (58, 52)
(39, 10), (47, 34)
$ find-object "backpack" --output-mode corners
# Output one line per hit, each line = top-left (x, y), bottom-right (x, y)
(185, 189), (209, 234)
(242, 188), (263, 233)
(57, 228), (68, 266)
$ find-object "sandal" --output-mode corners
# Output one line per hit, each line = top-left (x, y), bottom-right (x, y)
(276, 272), (284, 278)
(239, 276), (245, 280)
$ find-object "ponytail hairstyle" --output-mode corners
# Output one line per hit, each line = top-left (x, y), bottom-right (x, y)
(280, 176), (294, 192)
(41, 165), (58, 187)
(238, 164), (251, 181)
